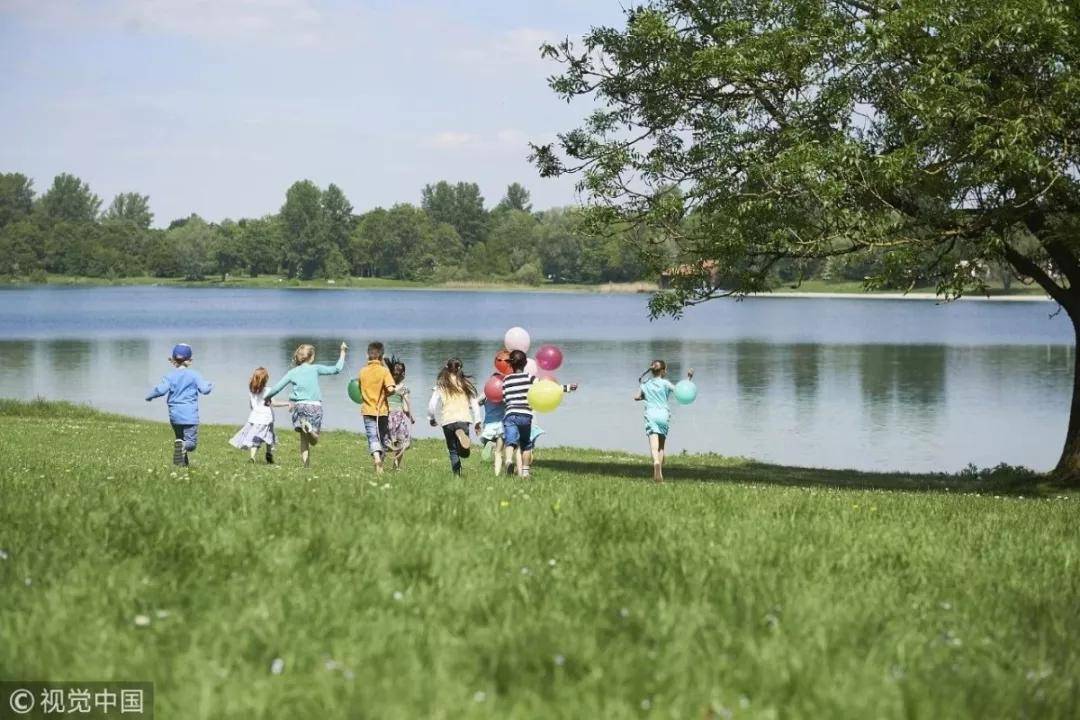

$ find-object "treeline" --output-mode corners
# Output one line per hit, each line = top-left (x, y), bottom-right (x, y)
(0, 173), (651, 285)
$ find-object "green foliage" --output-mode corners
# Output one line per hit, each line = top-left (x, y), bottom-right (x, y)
(1, 404), (1078, 717)
(167, 215), (214, 280)
(103, 192), (153, 230)
(534, 0), (1080, 313)
(37, 173), (101, 224)
(280, 180), (327, 280)
(421, 181), (489, 247)
(0, 172), (34, 228)
(497, 182), (533, 212)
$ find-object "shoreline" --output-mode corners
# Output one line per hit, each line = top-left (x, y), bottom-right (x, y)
(4, 275), (1054, 302)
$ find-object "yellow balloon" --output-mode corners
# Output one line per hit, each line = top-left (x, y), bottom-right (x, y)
(528, 379), (564, 413)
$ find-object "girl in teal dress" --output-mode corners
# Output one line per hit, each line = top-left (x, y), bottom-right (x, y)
(635, 360), (694, 482)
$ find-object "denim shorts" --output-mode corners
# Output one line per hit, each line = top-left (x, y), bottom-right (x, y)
(363, 415), (389, 455)
(502, 413), (534, 451)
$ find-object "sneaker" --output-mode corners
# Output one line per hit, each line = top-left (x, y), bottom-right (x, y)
(454, 427), (471, 450)
(521, 465), (531, 478)
(172, 439), (184, 465)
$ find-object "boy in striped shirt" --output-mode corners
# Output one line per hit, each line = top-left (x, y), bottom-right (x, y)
(501, 349), (577, 477)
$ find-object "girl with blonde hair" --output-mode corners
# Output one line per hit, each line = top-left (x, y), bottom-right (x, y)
(264, 341), (348, 467)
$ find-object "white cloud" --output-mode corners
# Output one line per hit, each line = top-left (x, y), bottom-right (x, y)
(426, 131), (480, 150)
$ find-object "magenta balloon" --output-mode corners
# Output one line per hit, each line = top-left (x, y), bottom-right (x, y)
(484, 374), (504, 403)
(535, 345), (563, 371)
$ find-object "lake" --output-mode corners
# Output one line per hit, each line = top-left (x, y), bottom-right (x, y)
(1, 286), (1073, 473)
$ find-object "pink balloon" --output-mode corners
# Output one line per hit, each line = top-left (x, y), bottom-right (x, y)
(524, 358), (538, 377)
(484, 374), (504, 403)
(535, 344), (563, 371)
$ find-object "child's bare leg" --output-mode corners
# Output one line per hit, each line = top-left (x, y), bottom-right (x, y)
(649, 434), (663, 482)
(299, 432), (310, 467)
(493, 438), (505, 476)
(515, 448), (524, 477)
(249, 446), (258, 462)
(521, 449), (533, 477)
(503, 445), (516, 475)
(373, 450), (384, 475)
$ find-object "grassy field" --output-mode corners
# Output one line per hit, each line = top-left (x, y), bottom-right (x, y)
(1, 401), (1078, 719)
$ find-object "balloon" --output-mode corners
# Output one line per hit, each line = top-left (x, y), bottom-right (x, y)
(347, 378), (362, 404)
(504, 326), (531, 353)
(535, 344), (564, 371)
(527, 379), (563, 413)
(484, 374), (504, 403)
(537, 368), (559, 382)
(494, 349), (512, 375)
(674, 379), (698, 405)
(524, 358), (538, 377)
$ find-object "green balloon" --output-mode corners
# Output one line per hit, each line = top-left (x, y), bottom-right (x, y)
(347, 378), (362, 404)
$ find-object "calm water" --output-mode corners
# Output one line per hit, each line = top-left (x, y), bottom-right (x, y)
(1, 286), (1073, 472)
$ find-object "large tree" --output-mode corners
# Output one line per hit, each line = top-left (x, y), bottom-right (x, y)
(533, 0), (1080, 483)
(103, 192), (153, 230)
(280, 180), (327, 280)
(496, 182), (533, 213)
(0, 173), (34, 228)
(420, 181), (488, 247)
(38, 173), (101, 224)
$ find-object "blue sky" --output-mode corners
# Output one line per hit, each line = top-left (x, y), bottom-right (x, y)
(0, 0), (625, 226)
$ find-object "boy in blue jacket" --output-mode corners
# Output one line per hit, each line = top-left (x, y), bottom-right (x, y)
(146, 343), (214, 466)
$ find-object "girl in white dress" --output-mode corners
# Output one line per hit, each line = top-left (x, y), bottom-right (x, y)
(229, 367), (289, 463)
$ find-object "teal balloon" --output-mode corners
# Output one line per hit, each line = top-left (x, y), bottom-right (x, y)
(347, 378), (362, 404)
(673, 379), (698, 405)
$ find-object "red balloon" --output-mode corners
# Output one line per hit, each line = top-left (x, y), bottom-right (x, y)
(484, 374), (505, 403)
(536, 344), (564, 371)
(494, 350), (512, 375)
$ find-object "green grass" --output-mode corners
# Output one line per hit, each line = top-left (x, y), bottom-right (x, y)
(1, 401), (1077, 718)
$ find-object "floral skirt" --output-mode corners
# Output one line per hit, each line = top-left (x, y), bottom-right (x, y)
(388, 409), (412, 449)
(291, 402), (324, 433)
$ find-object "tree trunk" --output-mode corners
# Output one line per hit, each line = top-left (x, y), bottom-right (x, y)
(1053, 317), (1080, 486)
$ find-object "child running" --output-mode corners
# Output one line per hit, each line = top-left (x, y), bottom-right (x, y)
(480, 392), (547, 477)
(358, 342), (396, 474)
(229, 367), (289, 464)
(426, 358), (482, 476)
(385, 356), (415, 470)
(264, 342), (348, 467)
(501, 350), (577, 478)
(634, 360), (694, 482)
(145, 343), (214, 466)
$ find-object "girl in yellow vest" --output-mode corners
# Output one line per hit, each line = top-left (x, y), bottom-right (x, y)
(426, 358), (482, 475)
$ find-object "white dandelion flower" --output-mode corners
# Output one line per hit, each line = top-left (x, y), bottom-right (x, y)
(270, 658), (285, 675)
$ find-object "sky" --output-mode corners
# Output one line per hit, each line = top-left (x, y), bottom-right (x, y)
(0, 0), (627, 226)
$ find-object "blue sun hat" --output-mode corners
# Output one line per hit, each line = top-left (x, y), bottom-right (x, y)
(171, 343), (193, 362)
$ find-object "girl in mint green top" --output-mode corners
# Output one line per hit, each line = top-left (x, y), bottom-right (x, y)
(634, 359), (694, 483)
(265, 342), (348, 467)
